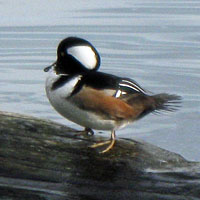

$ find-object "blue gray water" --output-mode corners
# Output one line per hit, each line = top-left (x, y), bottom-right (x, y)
(0, 0), (199, 161)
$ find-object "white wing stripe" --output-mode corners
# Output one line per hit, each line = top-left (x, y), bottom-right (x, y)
(115, 90), (122, 98)
(119, 83), (141, 92)
(119, 79), (146, 93)
(121, 80), (142, 89)
(121, 79), (136, 85)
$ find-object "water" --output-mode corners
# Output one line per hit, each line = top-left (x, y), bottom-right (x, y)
(0, 0), (199, 161)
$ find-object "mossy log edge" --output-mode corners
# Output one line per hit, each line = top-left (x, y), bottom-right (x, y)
(0, 111), (200, 200)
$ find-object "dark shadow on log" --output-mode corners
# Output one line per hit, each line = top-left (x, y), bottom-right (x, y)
(0, 111), (200, 200)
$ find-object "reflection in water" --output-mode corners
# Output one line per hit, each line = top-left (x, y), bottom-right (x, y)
(0, 0), (199, 161)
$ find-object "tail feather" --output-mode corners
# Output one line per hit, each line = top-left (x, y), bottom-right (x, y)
(125, 92), (181, 120)
(151, 93), (182, 113)
(126, 93), (181, 119)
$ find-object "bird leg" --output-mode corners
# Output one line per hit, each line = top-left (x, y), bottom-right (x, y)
(101, 130), (116, 153)
(84, 127), (94, 136)
(75, 127), (94, 136)
(90, 130), (116, 153)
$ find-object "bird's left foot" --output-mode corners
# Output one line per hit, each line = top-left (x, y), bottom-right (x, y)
(90, 130), (116, 153)
(90, 139), (115, 153)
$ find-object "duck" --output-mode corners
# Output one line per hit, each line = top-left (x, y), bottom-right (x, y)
(44, 37), (181, 153)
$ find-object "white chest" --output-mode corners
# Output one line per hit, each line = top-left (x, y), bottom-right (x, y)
(45, 70), (116, 130)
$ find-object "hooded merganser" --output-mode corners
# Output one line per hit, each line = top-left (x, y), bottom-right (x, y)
(44, 37), (181, 153)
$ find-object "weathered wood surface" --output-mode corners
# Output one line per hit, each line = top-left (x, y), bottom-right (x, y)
(0, 111), (200, 200)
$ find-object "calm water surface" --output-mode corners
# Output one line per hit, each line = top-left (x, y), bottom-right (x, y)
(0, 0), (199, 161)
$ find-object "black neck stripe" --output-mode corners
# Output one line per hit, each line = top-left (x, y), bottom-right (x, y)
(51, 76), (72, 91)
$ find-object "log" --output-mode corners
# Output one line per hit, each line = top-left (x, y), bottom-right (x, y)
(0, 111), (200, 200)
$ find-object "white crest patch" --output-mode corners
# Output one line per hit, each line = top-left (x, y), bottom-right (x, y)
(67, 46), (97, 70)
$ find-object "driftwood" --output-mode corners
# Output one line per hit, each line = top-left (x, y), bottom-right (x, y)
(0, 111), (200, 200)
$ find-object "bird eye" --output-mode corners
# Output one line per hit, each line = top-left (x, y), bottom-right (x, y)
(61, 52), (65, 56)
